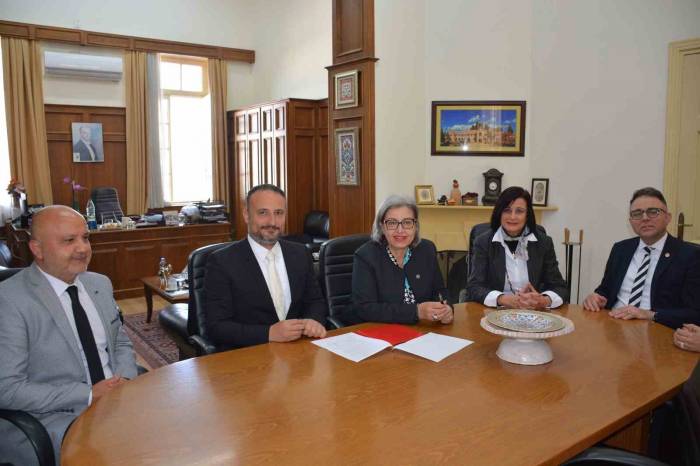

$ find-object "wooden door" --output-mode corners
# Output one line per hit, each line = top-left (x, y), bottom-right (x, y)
(664, 39), (700, 244)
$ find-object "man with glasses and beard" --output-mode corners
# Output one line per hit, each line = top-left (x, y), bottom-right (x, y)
(583, 187), (700, 330)
(204, 184), (327, 350)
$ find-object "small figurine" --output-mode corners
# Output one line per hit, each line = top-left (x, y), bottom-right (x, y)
(158, 257), (173, 288)
(449, 179), (462, 205)
(437, 195), (448, 206)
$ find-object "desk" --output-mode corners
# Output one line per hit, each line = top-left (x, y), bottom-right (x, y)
(6, 223), (231, 299)
(62, 304), (697, 465)
(141, 276), (189, 323)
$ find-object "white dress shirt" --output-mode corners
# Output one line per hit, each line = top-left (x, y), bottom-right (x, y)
(613, 233), (667, 309)
(248, 236), (292, 316)
(37, 268), (113, 391)
(484, 227), (563, 308)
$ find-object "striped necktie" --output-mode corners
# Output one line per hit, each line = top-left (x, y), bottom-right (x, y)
(629, 246), (652, 307)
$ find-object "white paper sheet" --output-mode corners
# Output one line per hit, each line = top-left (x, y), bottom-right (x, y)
(311, 333), (392, 362)
(394, 332), (473, 362)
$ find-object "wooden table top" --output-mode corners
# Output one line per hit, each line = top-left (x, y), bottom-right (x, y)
(141, 276), (189, 302)
(62, 304), (698, 466)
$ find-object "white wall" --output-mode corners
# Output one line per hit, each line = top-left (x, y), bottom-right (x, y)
(0, 0), (331, 110)
(376, 0), (700, 298)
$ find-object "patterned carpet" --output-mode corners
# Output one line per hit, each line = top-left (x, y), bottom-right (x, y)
(123, 310), (179, 368)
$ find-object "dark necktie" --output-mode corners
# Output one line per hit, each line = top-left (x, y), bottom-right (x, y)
(66, 285), (105, 384)
(629, 246), (652, 308)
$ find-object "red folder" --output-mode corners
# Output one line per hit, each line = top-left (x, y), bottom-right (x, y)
(356, 324), (423, 346)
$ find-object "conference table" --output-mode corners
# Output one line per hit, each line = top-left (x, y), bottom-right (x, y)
(62, 304), (698, 465)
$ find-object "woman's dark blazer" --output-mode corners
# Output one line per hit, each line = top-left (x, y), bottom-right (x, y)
(345, 238), (447, 325)
(466, 228), (569, 305)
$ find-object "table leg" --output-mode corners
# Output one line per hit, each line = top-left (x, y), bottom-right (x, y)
(144, 285), (154, 323)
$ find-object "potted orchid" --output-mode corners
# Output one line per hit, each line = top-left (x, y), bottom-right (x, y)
(63, 176), (87, 212)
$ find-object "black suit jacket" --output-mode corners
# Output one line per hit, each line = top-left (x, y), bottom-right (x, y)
(347, 239), (447, 325)
(466, 228), (569, 304)
(594, 234), (700, 329)
(204, 239), (327, 350)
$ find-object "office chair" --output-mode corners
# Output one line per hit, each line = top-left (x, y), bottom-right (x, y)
(562, 446), (668, 465)
(0, 241), (12, 267)
(317, 234), (370, 329)
(0, 267), (55, 466)
(283, 210), (329, 253)
(91, 187), (124, 224)
(158, 242), (232, 358)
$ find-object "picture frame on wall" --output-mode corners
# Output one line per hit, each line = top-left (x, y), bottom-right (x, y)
(531, 178), (549, 206)
(71, 122), (105, 162)
(334, 70), (359, 109)
(431, 101), (526, 156)
(335, 127), (360, 186)
(415, 185), (435, 205)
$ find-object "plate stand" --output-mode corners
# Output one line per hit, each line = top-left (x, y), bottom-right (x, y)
(496, 338), (553, 365)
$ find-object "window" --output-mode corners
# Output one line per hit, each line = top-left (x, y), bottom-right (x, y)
(158, 54), (212, 204)
(0, 41), (12, 218)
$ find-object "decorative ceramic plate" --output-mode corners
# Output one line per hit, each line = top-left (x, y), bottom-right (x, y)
(486, 310), (565, 333)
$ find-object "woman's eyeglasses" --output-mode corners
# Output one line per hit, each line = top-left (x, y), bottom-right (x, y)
(383, 218), (417, 230)
(629, 208), (666, 220)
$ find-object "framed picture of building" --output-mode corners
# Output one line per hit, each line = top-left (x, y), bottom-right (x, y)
(334, 70), (359, 109)
(335, 127), (360, 186)
(431, 101), (526, 156)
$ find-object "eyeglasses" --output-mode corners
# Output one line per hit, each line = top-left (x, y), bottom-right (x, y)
(629, 208), (666, 220)
(383, 218), (417, 230)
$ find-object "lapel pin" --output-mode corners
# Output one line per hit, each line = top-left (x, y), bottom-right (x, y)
(416, 274), (421, 279)
(665, 252), (670, 258)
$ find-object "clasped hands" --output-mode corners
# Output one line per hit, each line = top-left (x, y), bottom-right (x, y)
(583, 293), (655, 321)
(269, 318), (327, 342)
(674, 324), (700, 352)
(417, 301), (453, 324)
(496, 283), (551, 310)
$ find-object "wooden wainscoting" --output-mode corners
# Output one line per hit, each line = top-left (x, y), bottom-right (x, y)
(45, 104), (127, 212)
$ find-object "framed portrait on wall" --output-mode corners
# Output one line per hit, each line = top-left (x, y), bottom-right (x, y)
(531, 178), (549, 206)
(335, 127), (360, 186)
(71, 122), (104, 162)
(431, 101), (526, 156)
(334, 70), (359, 109)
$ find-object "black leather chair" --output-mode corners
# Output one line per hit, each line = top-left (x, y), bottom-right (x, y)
(91, 187), (124, 224)
(562, 446), (668, 465)
(283, 210), (329, 253)
(0, 267), (55, 466)
(0, 241), (12, 267)
(159, 242), (231, 359)
(317, 234), (370, 329)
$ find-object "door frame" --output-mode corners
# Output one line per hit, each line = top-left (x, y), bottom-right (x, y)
(663, 38), (700, 235)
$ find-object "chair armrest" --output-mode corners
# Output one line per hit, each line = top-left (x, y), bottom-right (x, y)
(327, 316), (344, 330)
(562, 446), (668, 466)
(188, 335), (217, 355)
(0, 409), (55, 466)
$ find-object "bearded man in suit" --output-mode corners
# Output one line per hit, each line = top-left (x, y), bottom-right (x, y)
(204, 184), (327, 350)
(0, 205), (137, 466)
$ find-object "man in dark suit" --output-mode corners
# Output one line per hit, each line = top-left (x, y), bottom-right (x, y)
(204, 184), (327, 350)
(72, 125), (102, 162)
(584, 187), (700, 329)
(0, 205), (137, 466)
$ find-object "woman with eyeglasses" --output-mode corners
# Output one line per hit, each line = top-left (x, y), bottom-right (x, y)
(466, 186), (568, 310)
(346, 194), (452, 325)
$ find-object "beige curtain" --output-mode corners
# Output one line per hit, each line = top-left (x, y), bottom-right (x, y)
(124, 50), (148, 214)
(209, 58), (229, 207)
(1, 37), (53, 205)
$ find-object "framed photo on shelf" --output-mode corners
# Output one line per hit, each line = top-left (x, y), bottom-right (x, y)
(335, 127), (360, 186)
(531, 178), (549, 206)
(415, 185), (435, 205)
(334, 70), (359, 109)
(431, 100), (526, 156)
